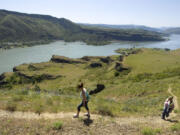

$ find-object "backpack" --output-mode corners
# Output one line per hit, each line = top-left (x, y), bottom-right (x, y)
(85, 90), (90, 101)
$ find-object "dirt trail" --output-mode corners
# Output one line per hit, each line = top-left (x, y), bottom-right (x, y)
(0, 86), (178, 127)
(0, 109), (172, 128)
(168, 85), (179, 117)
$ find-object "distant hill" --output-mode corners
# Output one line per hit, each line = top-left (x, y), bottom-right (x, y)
(162, 27), (180, 34)
(0, 9), (165, 47)
(79, 23), (162, 32)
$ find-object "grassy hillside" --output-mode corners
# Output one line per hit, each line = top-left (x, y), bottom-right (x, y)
(0, 10), (165, 49)
(0, 48), (180, 118)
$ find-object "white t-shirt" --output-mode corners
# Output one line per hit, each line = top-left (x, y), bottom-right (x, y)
(80, 88), (88, 100)
(164, 98), (170, 109)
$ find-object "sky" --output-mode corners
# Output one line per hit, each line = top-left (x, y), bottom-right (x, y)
(0, 0), (180, 27)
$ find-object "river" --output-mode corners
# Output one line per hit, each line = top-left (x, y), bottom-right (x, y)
(0, 34), (180, 74)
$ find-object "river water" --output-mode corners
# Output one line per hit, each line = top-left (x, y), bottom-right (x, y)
(0, 34), (180, 74)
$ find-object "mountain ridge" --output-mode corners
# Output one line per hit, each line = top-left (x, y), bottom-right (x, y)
(0, 9), (165, 48)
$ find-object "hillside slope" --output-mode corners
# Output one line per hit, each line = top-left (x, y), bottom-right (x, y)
(0, 10), (165, 48)
(0, 48), (180, 134)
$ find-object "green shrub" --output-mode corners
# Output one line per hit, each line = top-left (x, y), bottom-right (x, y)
(131, 73), (153, 82)
(5, 101), (17, 112)
(18, 89), (29, 95)
(52, 121), (63, 130)
(34, 104), (43, 115)
(174, 109), (179, 113)
(114, 71), (119, 77)
(12, 95), (23, 102)
(33, 84), (41, 92)
(97, 105), (114, 117)
(171, 123), (180, 131)
(122, 106), (138, 113)
(141, 127), (157, 135)
(45, 97), (53, 105)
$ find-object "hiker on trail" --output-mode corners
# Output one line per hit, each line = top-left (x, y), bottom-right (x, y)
(73, 82), (90, 118)
(162, 96), (174, 120)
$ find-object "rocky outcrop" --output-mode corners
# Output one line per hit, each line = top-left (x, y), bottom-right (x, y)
(0, 73), (7, 85)
(0, 73), (11, 86)
(89, 84), (105, 95)
(51, 55), (84, 64)
(89, 62), (102, 68)
(82, 56), (113, 64)
(115, 62), (128, 72)
(81, 56), (103, 61)
(100, 57), (113, 64)
(17, 72), (61, 82)
(0, 73), (5, 81)
(13, 66), (20, 72)
(119, 55), (124, 62)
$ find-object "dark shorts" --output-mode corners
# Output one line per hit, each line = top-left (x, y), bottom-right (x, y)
(77, 101), (89, 111)
(162, 106), (169, 119)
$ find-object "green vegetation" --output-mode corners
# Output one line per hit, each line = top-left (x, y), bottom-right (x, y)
(0, 10), (165, 49)
(171, 122), (180, 132)
(0, 48), (180, 134)
(52, 121), (63, 130)
(0, 48), (180, 117)
(141, 127), (161, 135)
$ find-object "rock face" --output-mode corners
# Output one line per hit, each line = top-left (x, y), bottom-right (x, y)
(89, 62), (102, 68)
(100, 57), (113, 64)
(89, 84), (105, 95)
(51, 55), (84, 64)
(17, 72), (61, 83)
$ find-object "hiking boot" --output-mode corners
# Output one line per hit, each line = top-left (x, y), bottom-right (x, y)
(84, 113), (90, 119)
(73, 114), (79, 118)
(84, 113), (89, 116)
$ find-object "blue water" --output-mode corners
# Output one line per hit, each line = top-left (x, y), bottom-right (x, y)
(0, 34), (180, 74)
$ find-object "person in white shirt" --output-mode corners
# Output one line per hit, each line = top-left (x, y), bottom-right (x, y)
(162, 96), (174, 120)
(73, 83), (90, 119)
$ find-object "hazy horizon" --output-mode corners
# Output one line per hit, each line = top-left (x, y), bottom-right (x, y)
(1, 0), (180, 28)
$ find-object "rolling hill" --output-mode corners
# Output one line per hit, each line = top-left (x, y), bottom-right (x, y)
(163, 27), (180, 34)
(0, 9), (165, 48)
(79, 23), (162, 32)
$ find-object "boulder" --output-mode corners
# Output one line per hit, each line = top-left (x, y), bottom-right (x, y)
(89, 62), (102, 68)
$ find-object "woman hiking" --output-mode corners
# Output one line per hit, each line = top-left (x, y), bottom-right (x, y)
(73, 82), (90, 119)
(162, 96), (174, 120)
